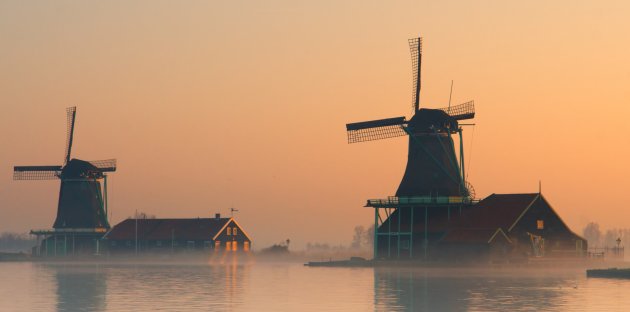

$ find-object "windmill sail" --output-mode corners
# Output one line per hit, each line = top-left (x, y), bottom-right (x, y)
(437, 101), (475, 120)
(13, 165), (62, 180)
(346, 117), (407, 143)
(88, 159), (117, 172)
(409, 37), (422, 112)
(64, 106), (77, 165)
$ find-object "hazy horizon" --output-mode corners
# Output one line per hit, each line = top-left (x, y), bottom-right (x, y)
(1, 1), (630, 249)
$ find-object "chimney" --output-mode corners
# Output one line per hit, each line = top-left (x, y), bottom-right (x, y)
(215, 213), (221, 219)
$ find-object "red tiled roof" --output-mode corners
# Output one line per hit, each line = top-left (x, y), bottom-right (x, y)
(104, 218), (231, 241)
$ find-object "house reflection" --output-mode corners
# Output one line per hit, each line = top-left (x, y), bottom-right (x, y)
(374, 268), (571, 311)
(43, 262), (251, 311)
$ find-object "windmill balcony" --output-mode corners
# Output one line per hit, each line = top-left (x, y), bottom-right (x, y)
(30, 228), (108, 235)
(366, 196), (478, 208)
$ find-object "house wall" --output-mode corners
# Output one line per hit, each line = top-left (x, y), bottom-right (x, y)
(435, 243), (492, 263)
(106, 239), (216, 254)
(433, 236), (512, 263)
(509, 197), (586, 258)
(213, 220), (251, 251)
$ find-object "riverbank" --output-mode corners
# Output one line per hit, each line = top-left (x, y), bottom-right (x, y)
(0, 252), (30, 262)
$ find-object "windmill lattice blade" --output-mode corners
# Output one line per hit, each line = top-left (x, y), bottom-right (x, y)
(88, 159), (117, 172)
(64, 106), (77, 164)
(438, 101), (475, 120)
(13, 165), (62, 180)
(346, 117), (407, 143)
(408, 37), (422, 112)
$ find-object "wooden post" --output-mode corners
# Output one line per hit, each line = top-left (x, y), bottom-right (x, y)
(410, 207), (414, 259)
(374, 207), (378, 260)
(397, 208), (401, 259)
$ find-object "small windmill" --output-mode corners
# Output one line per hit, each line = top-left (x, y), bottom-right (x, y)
(346, 37), (475, 200)
(14, 107), (116, 229)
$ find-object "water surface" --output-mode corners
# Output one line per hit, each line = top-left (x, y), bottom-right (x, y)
(1, 261), (629, 311)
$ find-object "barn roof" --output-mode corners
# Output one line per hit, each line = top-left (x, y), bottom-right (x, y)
(456, 193), (540, 230)
(437, 193), (538, 244)
(441, 228), (512, 244)
(103, 218), (250, 241)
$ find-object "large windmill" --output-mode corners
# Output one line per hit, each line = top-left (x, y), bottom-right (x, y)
(14, 107), (115, 255)
(345, 37), (476, 260)
(346, 37), (475, 199)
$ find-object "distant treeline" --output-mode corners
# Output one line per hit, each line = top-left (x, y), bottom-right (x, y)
(304, 224), (375, 253)
(582, 222), (630, 249)
(0, 232), (37, 253)
(260, 239), (291, 254)
(350, 224), (375, 250)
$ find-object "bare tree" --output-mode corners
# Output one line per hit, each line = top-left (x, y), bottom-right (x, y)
(352, 226), (365, 249)
(133, 212), (156, 219)
(0, 232), (37, 252)
(364, 224), (375, 247)
(604, 229), (621, 247)
(583, 222), (602, 247)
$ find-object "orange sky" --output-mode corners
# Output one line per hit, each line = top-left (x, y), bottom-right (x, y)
(1, 1), (629, 249)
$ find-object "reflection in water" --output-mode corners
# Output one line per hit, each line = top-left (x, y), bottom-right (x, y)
(50, 264), (107, 312)
(374, 268), (581, 311)
(2, 262), (630, 311)
(104, 263), (249, 311)
(38, 260), (249, 312)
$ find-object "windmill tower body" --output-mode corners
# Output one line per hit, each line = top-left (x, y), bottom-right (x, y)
(14, 107), (116, 257)
(345, 38), (476, 261)
(54, 159), (110, 229)
(396, 109), (464, 197)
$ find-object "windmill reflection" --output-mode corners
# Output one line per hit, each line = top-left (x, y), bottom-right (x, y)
(46, 264), (107, 312)
(374, 268), (572, 311)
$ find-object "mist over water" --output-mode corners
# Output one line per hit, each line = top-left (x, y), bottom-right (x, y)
(1, 262), (630, 311)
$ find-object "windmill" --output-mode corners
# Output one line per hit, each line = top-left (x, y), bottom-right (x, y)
(346, 37), (475, 200)
(14, 107), (115, 230)
(345, 37), (476, 260)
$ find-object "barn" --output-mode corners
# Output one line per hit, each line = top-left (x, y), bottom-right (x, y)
(441, 193), (587, 261)
(103, 214), (252, 254)
(372, 192), (587, 262)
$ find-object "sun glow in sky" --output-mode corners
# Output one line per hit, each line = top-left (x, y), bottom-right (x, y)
(1, 1), (629, 249)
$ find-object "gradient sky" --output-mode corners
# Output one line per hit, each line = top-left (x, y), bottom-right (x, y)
(1, 1), (629, 249)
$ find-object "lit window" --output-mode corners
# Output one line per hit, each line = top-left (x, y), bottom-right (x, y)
(244, 241), (250, 251)
(233, 242), (238, 251)
(227, 227), (232, 236)
(226, 241), (231, 250)
(537, 220), (544, 230)
(215, 241), (221, 250)
(233, 228), (238, 236)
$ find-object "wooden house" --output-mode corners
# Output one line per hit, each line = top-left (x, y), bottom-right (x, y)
(438, 193), (587, 261)
(103, 214), (252, 254)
